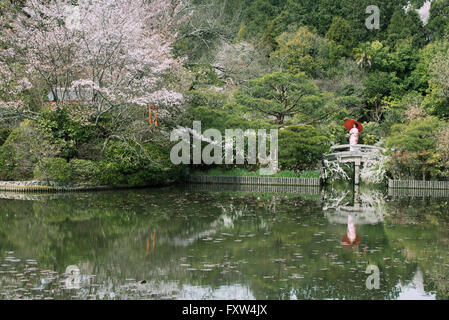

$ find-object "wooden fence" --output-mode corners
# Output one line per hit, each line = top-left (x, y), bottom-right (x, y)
(388, 188), (449, 198)
(186, 182), (320, 195)
(0, 185), (114, 193)
(388, 179), (449, 190)
(186, 175), (321, 186)
(0, 181), (116, 193)
(0, 192), (74, 200)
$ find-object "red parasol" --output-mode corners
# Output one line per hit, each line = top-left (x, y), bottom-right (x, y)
(341, 234), (361, 248)
(344, 120), (363, 132)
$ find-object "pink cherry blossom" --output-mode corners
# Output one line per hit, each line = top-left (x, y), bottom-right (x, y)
(1, 0), (188, 123)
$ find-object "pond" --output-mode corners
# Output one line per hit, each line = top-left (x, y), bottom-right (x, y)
(0, 184), (448, 300)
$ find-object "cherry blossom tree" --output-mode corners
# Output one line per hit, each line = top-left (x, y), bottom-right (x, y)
(1, 0), (188, 129)
(0, 54), (35, 120)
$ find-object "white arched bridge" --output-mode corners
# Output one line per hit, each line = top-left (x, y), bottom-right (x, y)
(323, 144), (386, 185)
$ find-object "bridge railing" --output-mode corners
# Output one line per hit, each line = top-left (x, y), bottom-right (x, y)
(329, 144), (386, 152)
(324, 144), (386, 162)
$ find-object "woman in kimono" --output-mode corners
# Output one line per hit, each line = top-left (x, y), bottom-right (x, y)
(349, 123), (359, 151)
(341, 214), (360, 248)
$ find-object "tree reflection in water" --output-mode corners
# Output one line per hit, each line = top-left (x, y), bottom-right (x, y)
(0, 185), (448, 300)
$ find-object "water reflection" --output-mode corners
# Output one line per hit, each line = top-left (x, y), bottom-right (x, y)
(64, 265), (81, 289)
(324, 186), (384, 249)
(396, 268), (436, 300)
(146, 231), (156, 259)
(323, 185), (384, 225)
(0, 185), (448, 300)
(178, 284), (255, 300)
(341, 215), (361, 248)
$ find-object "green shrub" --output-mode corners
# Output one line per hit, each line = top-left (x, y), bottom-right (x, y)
(361, 122), (381, 145)
(0, 120), (60, 180)
(0, 128), (11, 146)
(96, 161), (126, 186)
(36, 108), (93, 160)
(386, 117), (440, 152)
(0, 144), (17, 180)
(386, 150), (440, 180)
(99, 140), (185, 186)
(70, 159), (100, 185)
(126, 168), (179, 187)
(126, 169), (151, 187)
(279, 125), (330, 171)
(322, 121), (350, 145)
(34, 158), (72, 183)
(386, 117), (443, 180)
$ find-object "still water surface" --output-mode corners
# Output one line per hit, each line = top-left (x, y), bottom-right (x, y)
(0, 184), (448, 300)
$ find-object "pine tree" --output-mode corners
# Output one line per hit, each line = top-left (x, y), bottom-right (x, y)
(387, 8), (406, 45)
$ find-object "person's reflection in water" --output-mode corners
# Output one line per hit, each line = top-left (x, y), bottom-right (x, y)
(341, 214), (360, 248)
(146, 230), (156, 259)
(153, 230), (156, 249)
(146, 237), (151, 259)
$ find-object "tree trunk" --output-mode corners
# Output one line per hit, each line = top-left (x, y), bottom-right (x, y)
(275, 114), (284, 125)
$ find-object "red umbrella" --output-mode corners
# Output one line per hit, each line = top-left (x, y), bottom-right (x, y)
(344, 120), (363, 132)
(341, 234), (361, 248)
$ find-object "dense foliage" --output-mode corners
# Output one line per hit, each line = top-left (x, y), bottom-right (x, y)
(278, 125), (330, 171)
(1, 0), (449, 183)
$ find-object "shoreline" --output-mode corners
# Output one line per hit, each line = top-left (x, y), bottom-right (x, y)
(2, 177), (449, 194)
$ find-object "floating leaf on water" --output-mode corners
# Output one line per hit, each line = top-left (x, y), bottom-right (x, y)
(26, 267), (39, 272)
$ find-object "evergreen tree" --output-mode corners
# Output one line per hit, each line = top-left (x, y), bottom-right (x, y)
(235, 72), (324, 125)
(242, 0), (286, 38)
(387, 6), (426, 47)
(403, 8), (426, 47)
(325, 16), (353, 55)
(260, 21), (277, 52)
(387, 8), (406, 45)
(271, 26), (335, 78)
(425, 0), (449, 41)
